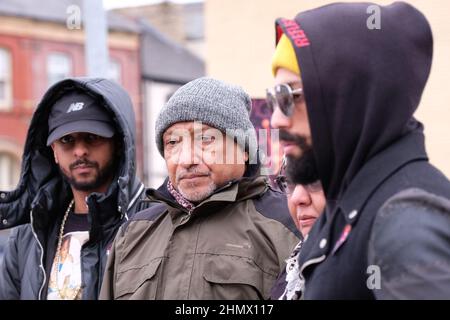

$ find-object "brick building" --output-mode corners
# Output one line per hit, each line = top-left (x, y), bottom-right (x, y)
(114, 1), (205, 59)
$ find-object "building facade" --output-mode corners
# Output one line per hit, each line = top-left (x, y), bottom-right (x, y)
(115, 1), (205, 59)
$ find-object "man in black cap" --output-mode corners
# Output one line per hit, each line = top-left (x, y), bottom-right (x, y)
(46, 91), (117, 196)
(0, 78), (145, 299)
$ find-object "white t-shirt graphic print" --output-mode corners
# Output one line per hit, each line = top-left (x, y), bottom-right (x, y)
(47, 212), (90, 300)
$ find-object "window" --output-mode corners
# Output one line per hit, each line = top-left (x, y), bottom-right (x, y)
(108, 59), (122, 84)
(0, 152), (20, 191)
(0, 48), (12, 111)
(47, 53), (72, 87)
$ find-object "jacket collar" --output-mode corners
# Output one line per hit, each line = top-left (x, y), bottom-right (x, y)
(296, 130), (429, 277)
(146, 176), (269, 212)
(336, 130), (428, 225)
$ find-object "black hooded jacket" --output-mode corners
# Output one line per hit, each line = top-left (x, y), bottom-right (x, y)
(276, 2), (450, 299)
(0, 78), (145, 299)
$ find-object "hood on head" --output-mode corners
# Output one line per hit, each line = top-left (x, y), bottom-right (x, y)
(275, 2), (433, 199)
(0, 77), (140, 226)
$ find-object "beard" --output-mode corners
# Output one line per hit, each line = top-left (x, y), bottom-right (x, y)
(176, 166), (217, 202)
(280, 130), (320, 185)
(178, 181), (217, 203)
(59, 157), (116, 192)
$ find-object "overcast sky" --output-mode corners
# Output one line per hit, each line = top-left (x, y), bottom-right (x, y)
(103, 0), (202, 10)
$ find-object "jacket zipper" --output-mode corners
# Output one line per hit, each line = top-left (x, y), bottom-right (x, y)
(30, 208), (46, 300)
(126, 183), (145, 213)
(180, 212), (191, 224)
(79, 244), (88, 300)
(298, 254), (326, 299)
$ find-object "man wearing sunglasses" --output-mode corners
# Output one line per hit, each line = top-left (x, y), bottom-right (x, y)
(268, 2), (450, 299)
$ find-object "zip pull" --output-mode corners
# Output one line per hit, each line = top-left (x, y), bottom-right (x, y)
(30, 208), (47, 300)
(180, 212), (191, 224)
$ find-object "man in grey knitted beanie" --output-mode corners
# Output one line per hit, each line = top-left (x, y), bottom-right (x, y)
(154, 76), (260, 202)
(99, 77), (300, 300)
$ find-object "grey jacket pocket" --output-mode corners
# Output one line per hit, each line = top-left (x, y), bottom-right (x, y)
(202, 254), (275, 299)
(115, 258), (162, 300)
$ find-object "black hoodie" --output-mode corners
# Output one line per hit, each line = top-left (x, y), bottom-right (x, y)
(275, 2), (450, 299)
(0, 78), (145, 299)
(276, 1), (432, 200)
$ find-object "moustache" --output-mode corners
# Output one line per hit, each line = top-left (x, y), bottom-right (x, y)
(176, 167), (211, 183)
(69, 159), (98, 170)
(279, 130), (310, 150)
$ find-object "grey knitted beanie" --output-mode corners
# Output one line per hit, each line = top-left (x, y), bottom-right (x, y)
(155, 77), (258, 161)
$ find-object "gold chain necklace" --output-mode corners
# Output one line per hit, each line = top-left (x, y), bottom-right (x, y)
(52, 199), (82, 300)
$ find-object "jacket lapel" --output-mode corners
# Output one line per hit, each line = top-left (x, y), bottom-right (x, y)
(297, 131), (430, 291)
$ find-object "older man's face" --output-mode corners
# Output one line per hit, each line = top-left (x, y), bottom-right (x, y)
(163, 122), (248, 202)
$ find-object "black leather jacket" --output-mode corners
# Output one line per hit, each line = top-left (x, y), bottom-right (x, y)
(298, 132), (450, 299)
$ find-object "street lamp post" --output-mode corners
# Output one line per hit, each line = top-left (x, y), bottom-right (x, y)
(83, 0), (109, 78)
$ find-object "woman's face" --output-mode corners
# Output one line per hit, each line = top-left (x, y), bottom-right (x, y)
(287, 182), (326, 237)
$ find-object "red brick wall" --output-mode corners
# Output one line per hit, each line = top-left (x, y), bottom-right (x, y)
(110, 47), (143, 177)
(0, 34), (32, 146)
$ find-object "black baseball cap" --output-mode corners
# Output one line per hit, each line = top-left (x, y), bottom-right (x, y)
(46, 91), (115, 146)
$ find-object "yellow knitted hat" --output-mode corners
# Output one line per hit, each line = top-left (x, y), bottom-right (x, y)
(271, 34), (300, 76)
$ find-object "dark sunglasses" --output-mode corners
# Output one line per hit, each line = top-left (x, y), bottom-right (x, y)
(275, 157), (322, 195)
(276, 175), (322, 195)
(265, 83), (303, 117)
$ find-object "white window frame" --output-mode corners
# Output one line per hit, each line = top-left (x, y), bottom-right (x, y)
(47, 52), (72, 87)
(0, 152), (20, 191)
(0, 48), (12, 111)
(108, 58), (122, 84)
